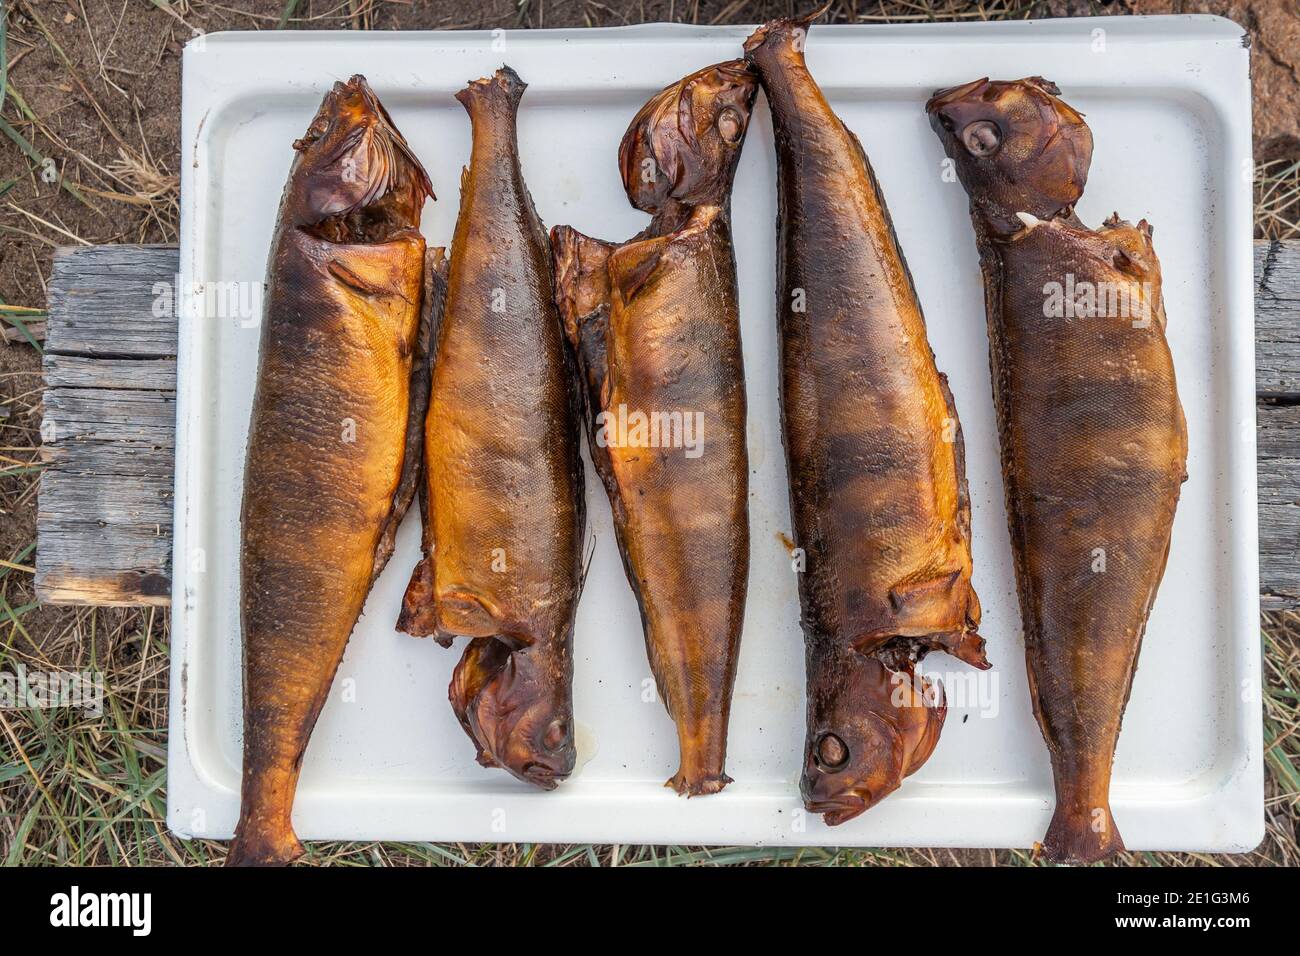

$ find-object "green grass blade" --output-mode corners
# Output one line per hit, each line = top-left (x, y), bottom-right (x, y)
(278, 0), (300, 29)
(1, 4), (8, 117)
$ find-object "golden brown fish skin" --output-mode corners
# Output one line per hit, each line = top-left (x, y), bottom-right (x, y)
(927, 78), (1188, 863)
(397, 67), (585, 791)
(230, 76), (433, 867)
(745, 13), (987, 825)
(552, 60), (756, 795)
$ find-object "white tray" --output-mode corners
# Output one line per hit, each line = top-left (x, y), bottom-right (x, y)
(169, 17), (1262, 851)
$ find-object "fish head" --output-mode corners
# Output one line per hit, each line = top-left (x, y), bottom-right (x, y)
(926, 77), (1092, 237)
(618, 60), (759, 213)
(801, 654), (946, 826)
(285, 74), (433, 236)
(452, 638), (576, 790)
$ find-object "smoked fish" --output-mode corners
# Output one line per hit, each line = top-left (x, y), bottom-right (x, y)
(927, 77), (1188, 862)
(231, 76), (434, 866)
(397, 67), (586, 791)
(551, 60), (756, 795)
(745, 12), (988, 825)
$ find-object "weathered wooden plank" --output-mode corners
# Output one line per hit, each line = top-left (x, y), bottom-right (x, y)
(1255, 240), (1300, 399)
(43, 245), (181, 358)
(35, 245), (179, 606)
(32, 241), (1300, 610)
(38, 441), (176, 478)
(38, 473), (173, 524)
(1253, 240), (1298, 608)
(1259, 399), (1300, 610)
(42, 388), (175, 445)
(44, 353), (178, 391)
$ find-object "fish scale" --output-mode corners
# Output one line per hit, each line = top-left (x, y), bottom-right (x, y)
(746, 11), (988, 826)
(230, 76), (433, 867)
(397, 66), (586, 794)
(928, 77), (1187, 864)
(552, 59), (757, 796)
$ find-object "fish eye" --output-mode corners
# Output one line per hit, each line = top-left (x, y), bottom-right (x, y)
(543, 718), (568, 751)
(815, 732), (849, 771)
(961, 119), (1002, 157)
(717, 107), (743, 144)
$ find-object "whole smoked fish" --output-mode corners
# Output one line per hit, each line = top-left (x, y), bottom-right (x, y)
(927, 77), (1187, 862)
(397, 67), (586, 791)
(231, 76), (434, 866)
(745, 13), (988, 825)
(551, 60), (756, 794)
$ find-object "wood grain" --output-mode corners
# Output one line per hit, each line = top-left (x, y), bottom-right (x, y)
(32, 242), (1300, 609)
(34, 245), (178, 606)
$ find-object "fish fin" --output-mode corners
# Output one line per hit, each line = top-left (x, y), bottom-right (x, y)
(374, 245), (444, 586)
(227, 815), (305, 867)
(393, 248), (450, 636)
(608, 235), (669, 305)
(666, 769), (733, 797)
(455, 66), (528, 114)
(551, 225), (614, 347)
(743, 4), (830, 58)
(1041, 803), (1124, 865)
(860, 571), (989, 669)
(396, 556), (441, 638)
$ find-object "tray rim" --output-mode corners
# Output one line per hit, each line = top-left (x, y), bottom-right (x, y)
(168, 16), (1262, 851)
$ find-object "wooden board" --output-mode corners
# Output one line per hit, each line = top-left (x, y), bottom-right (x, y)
(32, 241), (1300, 609)
(34, 245), (177, 606)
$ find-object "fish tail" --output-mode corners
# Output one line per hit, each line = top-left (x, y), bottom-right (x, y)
(1041, 793), (1125, 865)
(227, 769), (306, 866)
(455, 65), (528, 114)
(666, 716), (733, 796)
(742, 4), (829, 58)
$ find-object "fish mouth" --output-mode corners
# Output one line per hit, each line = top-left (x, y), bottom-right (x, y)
(805, 789), (874, 827)
(925, 77), (991, 115)
(292, 74), (433, 239)
(518, 761), (569, 791)
(617, 59), (758, 212)
(710, 58), (758, 87)
(449, 637), (576, 791)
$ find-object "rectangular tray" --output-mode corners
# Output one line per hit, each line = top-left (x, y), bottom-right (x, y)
(169, 17), (1262, 851)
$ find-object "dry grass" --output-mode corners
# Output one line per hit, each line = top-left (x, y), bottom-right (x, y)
(0, 0), (1297, 866)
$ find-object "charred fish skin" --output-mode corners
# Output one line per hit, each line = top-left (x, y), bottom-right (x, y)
(744, 12), (987, 826)
(230, 76), (434, 867)
(397, 67), (585, 792)
(927, 78), (1188, 863)
(552, 60), (756, 796)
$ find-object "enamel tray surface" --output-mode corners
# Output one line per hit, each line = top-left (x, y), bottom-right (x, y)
(169, 17), (1261, 850)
